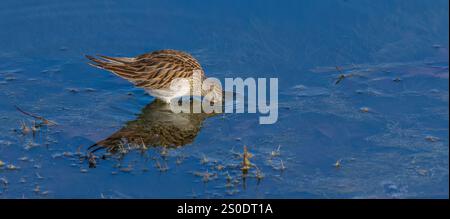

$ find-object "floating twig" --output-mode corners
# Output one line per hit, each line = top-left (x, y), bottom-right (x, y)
(335, 66), (346, 85)
(15, 105), (57, 126)
(334, 66), (355, 85)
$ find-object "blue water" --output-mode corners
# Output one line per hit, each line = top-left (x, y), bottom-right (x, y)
(0, 0), (448, 198)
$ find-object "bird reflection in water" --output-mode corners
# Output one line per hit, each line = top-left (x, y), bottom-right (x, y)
(88, 99), (217, 157)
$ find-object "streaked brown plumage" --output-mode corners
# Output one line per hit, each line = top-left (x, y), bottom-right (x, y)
(86, 49), (222, 103)
(88, 99), (217, 154)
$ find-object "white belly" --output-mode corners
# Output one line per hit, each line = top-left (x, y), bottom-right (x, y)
(145, 87), (191, 103)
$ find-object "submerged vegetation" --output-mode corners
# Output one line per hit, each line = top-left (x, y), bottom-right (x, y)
(1, 91), (296, 198)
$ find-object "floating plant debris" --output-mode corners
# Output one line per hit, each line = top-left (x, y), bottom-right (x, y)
(334, 159), (341, 168)
(193, 170), (218, 183)
(241, 146), (253, 173)
(216, 164), (225, 171)
(88, 153), (97, 168)
(200, 154), (209, 164)
(84, 88), (96, 92)
(0, 177), (8, 187)
(15, 105), (57, 126)
(119, 165), (133, 173)
(33, 185), (40, 193)
(155, 161), (169, 172)
(4, 77), (16, 81)
(416, 169), (429, 176)
(31, 120), (40, 136)
(255, 168), (264, 180)
(6, 164), (19, 170)
(425, 136), (440, 142)
(35, 173), (44, 179)
(270, 145), (281, 157)
(334, 66), (353, 85)
(393, 77), (402, 82)
(67, 88), (79, 93)
(18, 156), (29, 161)
(20, 120), (31, 135)
(432, 44), (442, 49)
(335, 74), (346, 85)
(279, 160), (286, 171)
(360, 107), (370, 113)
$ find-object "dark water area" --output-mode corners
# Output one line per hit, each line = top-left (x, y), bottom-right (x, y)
(0, 0), (448, 198)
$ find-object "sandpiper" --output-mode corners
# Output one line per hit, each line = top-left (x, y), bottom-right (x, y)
(86, 49), (222, 103)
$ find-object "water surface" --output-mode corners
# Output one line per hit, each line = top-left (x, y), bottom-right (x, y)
(0, 0), (448, 198)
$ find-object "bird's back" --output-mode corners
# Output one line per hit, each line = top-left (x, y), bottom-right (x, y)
(86, 49), (205, 90)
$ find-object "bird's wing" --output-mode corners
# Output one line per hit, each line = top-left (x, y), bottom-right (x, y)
(86, 50), (205, 90)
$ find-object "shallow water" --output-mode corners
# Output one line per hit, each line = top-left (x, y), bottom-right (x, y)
(0, 0), (448, 198)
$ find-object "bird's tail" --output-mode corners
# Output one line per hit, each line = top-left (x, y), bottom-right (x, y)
(85, 55), (133, 69)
